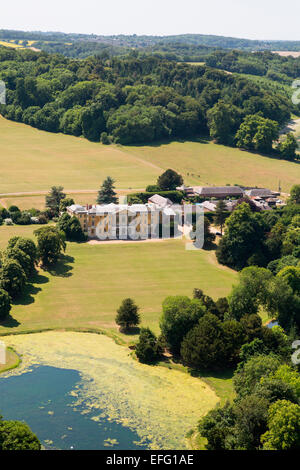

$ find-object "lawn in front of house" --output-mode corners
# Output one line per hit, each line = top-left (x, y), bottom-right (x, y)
(0, 226), (237, 340)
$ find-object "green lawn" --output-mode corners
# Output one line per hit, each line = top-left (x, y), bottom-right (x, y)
(0, 115), (299, 202)
(0, 225), (237, 340)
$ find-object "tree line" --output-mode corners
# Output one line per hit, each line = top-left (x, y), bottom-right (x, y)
(0, 48), (296, 159)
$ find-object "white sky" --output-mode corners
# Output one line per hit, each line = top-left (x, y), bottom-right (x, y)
(1, 0), (299, 40)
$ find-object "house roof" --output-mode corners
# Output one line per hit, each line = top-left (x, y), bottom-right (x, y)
(68, 203), (154, 216)
(201, 201), (217, 211)
(148, 194), (173, 207)
(245, 188), (274, 197)
(194, 186), (243, 196)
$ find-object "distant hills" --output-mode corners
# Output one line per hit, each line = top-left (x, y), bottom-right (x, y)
(0, 30), (300, 60)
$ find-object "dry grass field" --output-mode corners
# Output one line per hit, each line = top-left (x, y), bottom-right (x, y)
(1, 116), (299, 212)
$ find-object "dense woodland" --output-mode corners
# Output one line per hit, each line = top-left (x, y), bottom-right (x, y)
(206, 50), (300, 84)
(0, 47), (298, 159)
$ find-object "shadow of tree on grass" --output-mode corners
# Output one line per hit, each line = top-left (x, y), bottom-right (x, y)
(0, 315), (20, 328)
(47, 254), (75, 278)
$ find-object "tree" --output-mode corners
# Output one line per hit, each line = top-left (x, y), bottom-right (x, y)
(277, 266), (300, 294)
(115, 298), (140, 331)
(7, 237), (37, 274)
(0, 259), (27, 298)
(0, 420), (41, 450)
(57, 213), (86, 242)
(214, 200), (227, 235)
(34, 226), (66, 266)
(193, 289), (220, 318)
(235, 114), (279, 154)
(4, 247), (32, 277)
(135, 328), (160, 363)
(271, 365), (300, 400)
(159, 296), (205, 354)
(221, 319), (246, 365)
(278, 133), (298, 161)
(157, 169), (183, 191)
(216, 203), (265, 270)
(233, 355), (282, 398)
(45, 186), (66, 215)
(289, 184), (300, 205)
(0, 289), (11, 321)
(228, 266), (273, 320)
(198, 402), (235, 450)
(261, 400), (300, 450)
(100, 132), (110, 144)
(263, 276), (300, 332)
(203, 216), (216, 248)
(180, 313), (226, 370)
(97, 176), (118, 204)
(233, 395), (269, 450)
(254, 377), (299, 405)
(207, 100), (241, 145)
(59, 197), (75, 212)
(81, 103), (105, 141)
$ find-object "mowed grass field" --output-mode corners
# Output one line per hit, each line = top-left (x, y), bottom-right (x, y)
(0, 225), (237, 340)
(1, 116), (299, 205)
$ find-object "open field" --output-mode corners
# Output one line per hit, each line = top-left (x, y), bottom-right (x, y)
(123, 140), (300, 192)
(0, 40), (23, 49)
(0, 190), (133, 211)
(272, 51), (300, 58)
(0, 225), (237, 339)
(0, 116), (161, 194)
(0, 116), (299, 209)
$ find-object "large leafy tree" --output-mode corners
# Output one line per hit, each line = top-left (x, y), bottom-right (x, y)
(96, 176), (118, 204)
(235, 114), (279, 154)
(0, 419), (41, 450)
(157, 169), (183, 191)
(233, 355), (281, 398)
(0, 289), (11, 321)
(207, 100), (241, 145)
(7, 237), (37, 274)
(4, 247), (32, 278)
(57, 213), (86, 242)
(160, 296), (205, 354)
(233, 395), (269, 450)
(261, 400), (300, 450)
(198, 402), (235, 450)
(0, 259), (27, 299)
(289, 184), (300, 205)
(278, 133), (298, 161)
(34, 226), (66, 266)
(216, 203), (265, 270)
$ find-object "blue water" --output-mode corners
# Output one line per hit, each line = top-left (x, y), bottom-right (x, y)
(0, 365), (147, 450)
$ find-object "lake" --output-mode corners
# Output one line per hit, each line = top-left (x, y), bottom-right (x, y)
(0, 331), (219, 449)
(0, 364), (145, 450)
